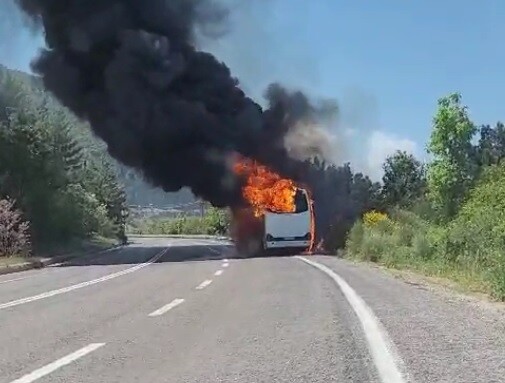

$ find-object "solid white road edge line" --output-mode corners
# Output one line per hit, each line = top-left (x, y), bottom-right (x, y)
(48, 245), (126, 268)
(9, 343), (105, 383)
(196, 279), (213, 290)
(148, 298), (185, 317)
(214, 270), (224, 276)
(0, 249), (167, 311)
(296, 256), (407, 383)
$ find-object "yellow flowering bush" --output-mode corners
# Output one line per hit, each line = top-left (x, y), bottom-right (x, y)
(362, 210), (389, 227)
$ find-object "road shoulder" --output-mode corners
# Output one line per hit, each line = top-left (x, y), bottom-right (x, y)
(0, 241), (125, 277)
(312, 255), (505, 383)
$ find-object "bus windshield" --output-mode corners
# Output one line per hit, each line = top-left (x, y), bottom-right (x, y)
(294, 188), (309, 213)
(264, 188), (309, 214)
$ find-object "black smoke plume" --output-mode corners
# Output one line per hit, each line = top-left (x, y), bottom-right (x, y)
(14, 0), (329, 208)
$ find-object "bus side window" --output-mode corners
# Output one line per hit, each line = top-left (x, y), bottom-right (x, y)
(294, 189), (308, 213)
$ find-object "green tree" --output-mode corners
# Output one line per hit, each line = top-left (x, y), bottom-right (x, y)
(0, 68), (129, 246)
(381, 150), (426, 208)
(0, 68), (31, 118)
(50, 112), (85, 177)
(81, 157), (128, 242)
(0, 109), (71, 244)
(351, 173), (383, 212)
(474, 122), (505, 167)
(427, 93), (477, 219)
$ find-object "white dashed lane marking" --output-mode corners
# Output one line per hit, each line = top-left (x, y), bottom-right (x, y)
(196, 279), (213, 290)
(148, 298), (185, 317)
(9, 343), (105, 383)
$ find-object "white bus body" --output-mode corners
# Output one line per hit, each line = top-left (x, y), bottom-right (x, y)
(262, 188), (312, 253)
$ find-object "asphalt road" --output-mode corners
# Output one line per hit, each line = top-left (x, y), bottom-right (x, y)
(0, 237), (503, 382)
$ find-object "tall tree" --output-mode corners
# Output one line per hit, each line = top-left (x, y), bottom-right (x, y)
(427, 93), (477, 219)
(83, 156), (128, 240)
(381, 150), (426, 208)
(474, 122), (505, 167)
(351, 172), (383, 212)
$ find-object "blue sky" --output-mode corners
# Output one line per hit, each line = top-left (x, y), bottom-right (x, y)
(205, 0), (505, 176)
(2, 0), (504, 178)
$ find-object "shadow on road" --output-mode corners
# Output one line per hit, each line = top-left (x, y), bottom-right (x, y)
(55, 242), (302, 267)
(56, 243), (240, 267)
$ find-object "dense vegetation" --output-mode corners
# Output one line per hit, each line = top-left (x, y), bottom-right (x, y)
(129, 207), (230, 237)
(345, 93), (505, 301)
(0, 64), (200, 259)
(0, 65), (130, 255)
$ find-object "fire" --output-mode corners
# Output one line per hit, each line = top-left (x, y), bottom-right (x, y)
(233, 156), (297, 217)
(232, 155), (317, 254)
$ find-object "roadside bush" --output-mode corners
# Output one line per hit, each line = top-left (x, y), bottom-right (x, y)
(60, 184), (117, 239)
(440, 165), (505, 299)
(345, 167), (505, 300)
(0, 199), (30, 257)
(363, 210), (389, 227)
(134, 208), (231, 236)
(411, 231), (434, 260)
(346, 209), (437, 267)
(489, 257), (505, 301)
(346, 220), (365, 258)
(204, 208), (230, 236)
(361, 230), (396, 263)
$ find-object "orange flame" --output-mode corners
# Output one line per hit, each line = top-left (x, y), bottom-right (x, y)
(233, 156), (297, 217)
(232, 155), (316, 253)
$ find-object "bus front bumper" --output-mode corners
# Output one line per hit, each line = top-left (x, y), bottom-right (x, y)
(265, 240), (311, 249)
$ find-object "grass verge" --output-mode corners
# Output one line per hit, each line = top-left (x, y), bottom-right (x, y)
(345, 209), (505, 301)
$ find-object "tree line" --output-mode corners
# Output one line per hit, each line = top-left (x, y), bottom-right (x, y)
(372, 93), (505, 221)
(310, 93), (505, 243)
(342, 93), (505, 300)
(0, 66), (128, 256)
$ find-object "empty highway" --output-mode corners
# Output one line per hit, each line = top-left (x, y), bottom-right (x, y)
(0, 237), (503, 382)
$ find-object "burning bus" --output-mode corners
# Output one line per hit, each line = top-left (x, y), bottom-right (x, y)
(262, 187), (312, 253)
(232, 156), (315, 257)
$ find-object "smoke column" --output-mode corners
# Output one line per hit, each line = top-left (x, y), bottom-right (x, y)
(13, 0), (332, 209)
